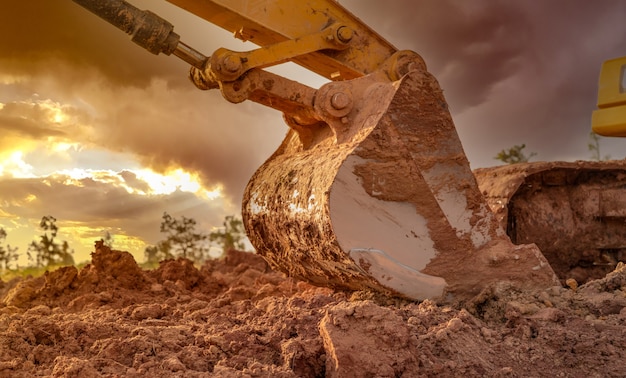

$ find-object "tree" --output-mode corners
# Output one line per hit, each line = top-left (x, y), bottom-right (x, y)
(144, 245), (164, 265)
(27, 215), (75, 267)
(494, 144), (537, 164)
(144, 239), (175, 264)
(0, 228), (19, 271)
(144, 212), (209, 264)
(588, 131), (611, 161)
(102, 231), (114, 248)
(209, 215), (247, 254)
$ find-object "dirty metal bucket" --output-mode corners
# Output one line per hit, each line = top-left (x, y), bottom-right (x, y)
(242, 69), (559, 302)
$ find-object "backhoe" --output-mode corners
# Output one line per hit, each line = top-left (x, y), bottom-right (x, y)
(72, 0), (626, 303)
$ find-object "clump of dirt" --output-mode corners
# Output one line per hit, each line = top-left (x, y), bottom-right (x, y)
(2, 242), (626, 377)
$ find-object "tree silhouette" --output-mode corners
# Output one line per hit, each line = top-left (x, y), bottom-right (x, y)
(102, 230), (114, 248)
(0, 228), (19, 271)
(494, 144), (537, 164)
(27, 215), (75, 267)
(144, 212), (209, 264)
(144, 245), (165, 265)
(588, 132), (611, 161)
(209, 215), (246, 254)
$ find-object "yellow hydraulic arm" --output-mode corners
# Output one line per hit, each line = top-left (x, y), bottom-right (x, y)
(71, 0), (400, 80)
(72, 0), (422, 132)
(167, 0), (398, 80)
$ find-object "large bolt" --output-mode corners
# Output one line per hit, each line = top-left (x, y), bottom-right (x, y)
(222, 54), (242, 73)
(336, 26), (353, 43)
(330, 92), (351, 110)
(389, 51), (427, 81)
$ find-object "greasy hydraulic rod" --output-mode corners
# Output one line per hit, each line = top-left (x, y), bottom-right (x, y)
(72, 0), (207, 68)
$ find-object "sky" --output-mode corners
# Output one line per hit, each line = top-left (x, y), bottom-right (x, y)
(0, 0), (625, 265)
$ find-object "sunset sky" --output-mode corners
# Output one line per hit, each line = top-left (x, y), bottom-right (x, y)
(1, 0), (625, 265)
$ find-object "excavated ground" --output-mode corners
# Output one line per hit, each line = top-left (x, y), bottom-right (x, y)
(2, 244), (626, 377)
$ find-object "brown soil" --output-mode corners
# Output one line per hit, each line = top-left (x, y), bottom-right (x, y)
(475, 161), (626, 286)
(2, 242), (626, 377)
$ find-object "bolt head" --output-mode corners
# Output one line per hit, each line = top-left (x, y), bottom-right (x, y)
(336, 26), (353, 43)
(222, 54), (242, 73)
(330, 92), (351, 110)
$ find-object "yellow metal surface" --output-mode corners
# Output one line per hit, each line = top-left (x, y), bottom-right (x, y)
(208, 22), (351, 82)
(596, 57), (626, 109)
(593, 56), (626, 136)
(592, 106), (626, 137)
(166, 0), (398, 80)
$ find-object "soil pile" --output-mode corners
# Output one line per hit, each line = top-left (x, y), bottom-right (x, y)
(2, 242), (626, 377)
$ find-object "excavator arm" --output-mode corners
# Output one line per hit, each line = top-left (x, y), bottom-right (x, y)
(72, 0), (560, 303)
(167, 0), (398, 79)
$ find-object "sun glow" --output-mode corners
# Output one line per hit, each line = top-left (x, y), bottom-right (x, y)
(52, 111), (65, 124)
(135, 168), (222, 199)
(136, 168), (199, 194)
(53, 167), (222, 199)
(35, 98), (70, 125)
(51, 141), (82, 153)
(0, 150), (35, 178)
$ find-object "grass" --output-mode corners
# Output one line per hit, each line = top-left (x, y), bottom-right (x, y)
(0, 261), (91, 282)
(1, 265), (54, 281)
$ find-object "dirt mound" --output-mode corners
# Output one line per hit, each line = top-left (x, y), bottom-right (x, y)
(2, 242), (626, 377)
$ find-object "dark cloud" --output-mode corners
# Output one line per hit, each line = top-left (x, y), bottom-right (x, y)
(342, 0), (532, 111)
(0, 100), (66, 139)
(119, 170), (151, 194)
(0, 113), (64, 140)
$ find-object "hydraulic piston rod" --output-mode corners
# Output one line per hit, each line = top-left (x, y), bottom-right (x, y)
(72, 0), (207, 68)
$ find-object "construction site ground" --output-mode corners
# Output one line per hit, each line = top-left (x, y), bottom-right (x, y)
(2, 245), (626, 377)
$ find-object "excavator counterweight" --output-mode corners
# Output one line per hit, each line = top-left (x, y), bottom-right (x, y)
(72, 0), (625, 303)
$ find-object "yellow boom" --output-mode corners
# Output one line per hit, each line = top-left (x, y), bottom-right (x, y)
(166, 0), (398, 80)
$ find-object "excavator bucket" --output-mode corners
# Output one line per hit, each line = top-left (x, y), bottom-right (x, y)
(243, 68), (559, 302)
